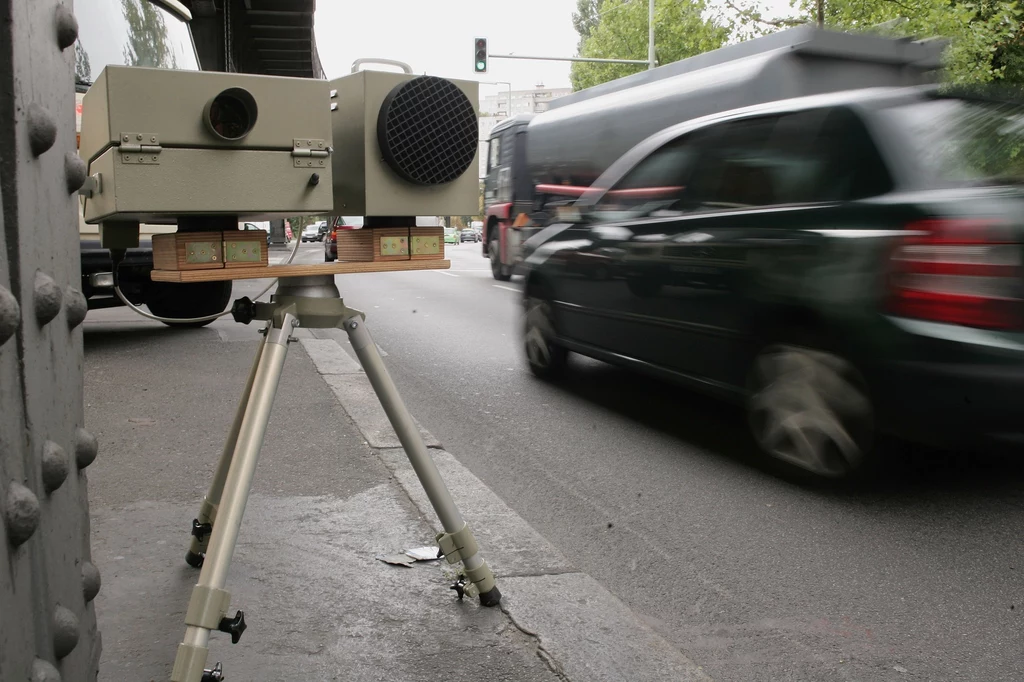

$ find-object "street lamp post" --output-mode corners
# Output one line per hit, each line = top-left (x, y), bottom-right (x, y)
(648, 0), (655, 70)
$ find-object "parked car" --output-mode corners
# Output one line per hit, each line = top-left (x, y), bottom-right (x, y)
(460, 228), (480, 243)
(520, 86), (1024, 481)
(301, 223), (322, 242)
(324, 216), (364, 262)
(444, 228), (459, 245)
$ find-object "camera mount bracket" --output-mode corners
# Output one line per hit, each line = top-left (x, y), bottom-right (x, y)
(171, 274), (501, 682)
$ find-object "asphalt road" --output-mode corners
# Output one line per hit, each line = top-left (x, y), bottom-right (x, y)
(307, 242), (1020, 681)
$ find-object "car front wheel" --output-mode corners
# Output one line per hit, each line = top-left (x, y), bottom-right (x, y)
(523, 297), (567, 380)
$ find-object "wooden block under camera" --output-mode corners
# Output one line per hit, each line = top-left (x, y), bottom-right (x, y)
(152, 232), (224, 271)
(221, 230), (269, 269)
(335, 227), (410, 262)
(409, 226), (444, 260)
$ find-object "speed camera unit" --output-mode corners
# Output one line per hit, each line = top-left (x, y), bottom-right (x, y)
(328, 70), (480, 217)
(78, 66), (334, 224)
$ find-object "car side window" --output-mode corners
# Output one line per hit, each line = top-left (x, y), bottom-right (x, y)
(588, 136), (700, 222)
(687, 108), (892, 209)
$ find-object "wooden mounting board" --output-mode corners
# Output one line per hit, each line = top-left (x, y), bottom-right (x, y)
(151, 259), (451, 283)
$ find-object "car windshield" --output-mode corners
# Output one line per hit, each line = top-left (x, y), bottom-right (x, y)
(884, 96), (1024, 187)
(340, 216), (364, 227)
(74, 0), (199, 90)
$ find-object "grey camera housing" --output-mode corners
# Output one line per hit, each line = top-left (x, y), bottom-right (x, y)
(78, 66), (335, 224)
(329, 71), (480, 217)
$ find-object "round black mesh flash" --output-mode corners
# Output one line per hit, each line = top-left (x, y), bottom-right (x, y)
(376, 76), (478, 186)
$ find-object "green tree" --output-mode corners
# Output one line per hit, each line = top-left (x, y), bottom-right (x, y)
(74, 40), (92, 84)
(573, 0), (607, 52)
(121, 0), (178, 68)
(570, 0), (730, 91)
(725, 0), (1023, 86)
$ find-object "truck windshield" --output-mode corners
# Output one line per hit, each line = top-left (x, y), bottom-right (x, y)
(885, 97), (1024, 187)
(74, 0), (199, 90)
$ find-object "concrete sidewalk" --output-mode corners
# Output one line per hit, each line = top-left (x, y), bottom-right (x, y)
(84, 309), (710, 681)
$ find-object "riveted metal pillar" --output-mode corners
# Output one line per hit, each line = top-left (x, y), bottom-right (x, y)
(0, 0), (101, 680)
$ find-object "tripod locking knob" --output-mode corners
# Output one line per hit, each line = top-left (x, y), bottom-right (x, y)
(231, 297), (256, 325)
(218, 610), (247, 644)
(191, 519), (212, 541)
(201, 663), (224, 681)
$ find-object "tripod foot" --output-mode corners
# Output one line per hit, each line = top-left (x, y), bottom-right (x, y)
(201, 663), (224, 682)
(185, 550), (205, 568)
(479, 585), (502, 607)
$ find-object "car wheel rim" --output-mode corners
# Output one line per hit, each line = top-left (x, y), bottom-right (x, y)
(524, 300), (556, 370)
(748, 345), (872, 478)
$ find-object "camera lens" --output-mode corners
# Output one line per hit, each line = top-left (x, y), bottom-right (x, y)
(204, 88), (258, 141)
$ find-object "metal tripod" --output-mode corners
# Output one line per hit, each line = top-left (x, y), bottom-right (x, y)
(169, 275), (501, 682)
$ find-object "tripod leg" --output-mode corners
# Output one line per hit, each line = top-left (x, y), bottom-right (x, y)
(341, 314), (501, 607)
(186, 326), (270, 568)
(170, 314), (296, 682)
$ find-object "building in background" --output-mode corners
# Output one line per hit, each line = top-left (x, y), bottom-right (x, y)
(477, 84), (572, 178)
(480, 84), (573, 117)
(478, 115), (501, 179)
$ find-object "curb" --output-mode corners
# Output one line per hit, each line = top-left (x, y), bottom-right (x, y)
(300, 337), (713, 682)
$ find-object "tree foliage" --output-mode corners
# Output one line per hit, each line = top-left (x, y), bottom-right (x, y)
(727, 0), (1024, 86)
(121, 0), (177, 69)
(570, 0), (730, 91)
(572, 0), (1024, 90)
(572, 0), (607, 53)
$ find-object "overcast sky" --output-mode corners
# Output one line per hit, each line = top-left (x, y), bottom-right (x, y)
(313, 0), (795, 99)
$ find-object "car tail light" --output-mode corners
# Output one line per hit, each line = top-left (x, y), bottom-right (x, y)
(330, 229), (336, 242)
(888, 219), (1023, 330)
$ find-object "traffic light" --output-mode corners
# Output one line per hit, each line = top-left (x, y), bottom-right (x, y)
(474, 38), (487, 73)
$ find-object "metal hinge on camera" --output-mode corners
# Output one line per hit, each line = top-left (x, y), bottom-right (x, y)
(119, 133), (161, 164)
(292, 138), (332, 168)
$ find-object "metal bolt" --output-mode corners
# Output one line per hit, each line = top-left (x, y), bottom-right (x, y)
(152, 156), (157, 161)
(136, 133), (142, 140)
(123, 155), (129, 162)
(349, 321), (358, 330)
(151, 136), (156, 142)
(288, 336), (298, 342)
(318, 141), (323, 148)
(123, 135), (129, 141)
(138, 156), (144, 162)
(53, 605), (80, 658)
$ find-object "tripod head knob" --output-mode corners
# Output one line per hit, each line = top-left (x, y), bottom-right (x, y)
(231, 297), (256, 325)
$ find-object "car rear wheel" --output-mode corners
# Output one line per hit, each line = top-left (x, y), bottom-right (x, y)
(489, 238), (511, 281)
(747, 343), (873, 479)
(524, 297), (567, 379)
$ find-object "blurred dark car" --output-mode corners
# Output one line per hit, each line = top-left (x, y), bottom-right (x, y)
(520, 86), (1024, 480)
(324, 216), (364, 262)
(461, 228), (480, 243)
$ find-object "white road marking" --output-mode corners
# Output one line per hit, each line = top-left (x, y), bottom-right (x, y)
(432, 270), (460, 277)
(493, 285), (519, 292)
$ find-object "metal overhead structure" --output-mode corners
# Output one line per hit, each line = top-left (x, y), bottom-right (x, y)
(181, 0), (324, 79)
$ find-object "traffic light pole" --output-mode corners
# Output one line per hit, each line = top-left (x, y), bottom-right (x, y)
(488, 54), (649, 65)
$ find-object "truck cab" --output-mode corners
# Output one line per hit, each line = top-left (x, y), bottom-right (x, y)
(482, 115), (536, 280)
